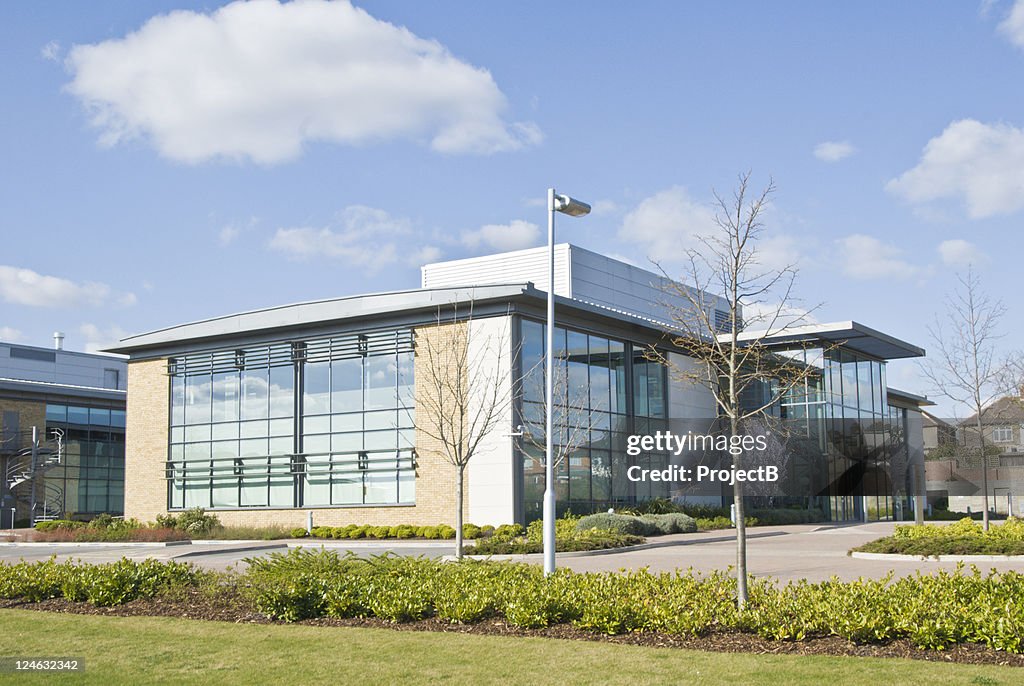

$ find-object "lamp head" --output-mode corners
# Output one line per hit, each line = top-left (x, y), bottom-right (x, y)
(553, 194), (591, 217)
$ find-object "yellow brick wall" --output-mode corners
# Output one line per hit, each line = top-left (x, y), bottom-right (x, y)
(123, 323), (470, 528)
(0, 398), (47, 441)
(124, 359), (170, 523)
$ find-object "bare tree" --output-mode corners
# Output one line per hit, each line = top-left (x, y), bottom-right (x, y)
(922, 267), (1010, 530)
(648, 172), (825, 608)
(414, 302), (516, 559)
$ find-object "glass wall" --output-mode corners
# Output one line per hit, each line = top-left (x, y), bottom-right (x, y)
(777, 347), (901, 521)
(167, 329), (415, 510)
(519, 319), (664, 521)
(43, 403), (126, 516)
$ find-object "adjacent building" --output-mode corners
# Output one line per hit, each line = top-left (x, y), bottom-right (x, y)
(0, 337), (127, 526)
(925, 393), (1024, 515)
(108, 245), (929, 528)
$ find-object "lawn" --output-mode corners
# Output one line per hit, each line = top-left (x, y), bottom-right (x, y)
(0, 609), (1018, 686)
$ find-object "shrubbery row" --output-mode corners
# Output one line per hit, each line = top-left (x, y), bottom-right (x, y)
(854, 517), (1024, 556)
(238, 550), (1024, 652)
(0, 558), (203, 606)
(3, 552), (1022, 653)
(575, 512), (697, 536)
(293, 523), (499, 541)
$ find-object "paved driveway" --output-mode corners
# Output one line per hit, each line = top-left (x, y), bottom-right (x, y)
(3, 523), (1024, 582)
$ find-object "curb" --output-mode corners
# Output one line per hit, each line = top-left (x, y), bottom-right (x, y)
(0, 541), (192, 548)
(850, 551), (1024, 562)
(171, 542), (288, 558)
(462, 530), (789, 561)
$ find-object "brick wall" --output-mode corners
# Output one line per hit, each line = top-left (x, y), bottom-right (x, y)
(0, 398), (47, 445)
(124, 359), (170, 523)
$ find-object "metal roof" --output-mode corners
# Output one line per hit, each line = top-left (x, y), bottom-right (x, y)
(731, 321), (925, 361)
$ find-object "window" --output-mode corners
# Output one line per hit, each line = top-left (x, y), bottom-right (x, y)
(992, 425), (1014, 443)
(167, 329), (415, 510)
(103, 368), (120, 389)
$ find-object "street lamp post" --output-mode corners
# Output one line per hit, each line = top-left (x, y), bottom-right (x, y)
(544, 187), (590, 576)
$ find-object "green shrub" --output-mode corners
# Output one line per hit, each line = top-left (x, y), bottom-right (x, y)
(491, 523), (524, 542)
(854, 517), (1024, 556)
(462, 524), (482, 540)
(290, 528), (309, 538)
(576, 513), (646, 536)
(437, 525), (457, 540)
(639, 513), (697, 535)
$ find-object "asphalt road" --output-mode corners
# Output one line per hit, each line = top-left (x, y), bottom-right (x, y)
(4, 522), (1024, 582)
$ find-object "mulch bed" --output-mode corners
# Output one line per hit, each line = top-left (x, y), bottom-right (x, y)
(2, 590), (1022, 668)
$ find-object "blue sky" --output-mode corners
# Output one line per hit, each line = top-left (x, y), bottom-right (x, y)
(2, 1), (1023, 415)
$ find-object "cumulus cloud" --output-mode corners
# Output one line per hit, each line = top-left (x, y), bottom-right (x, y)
(813, 140), (856, 162)
(0, 326), (24, 342)
(836, 234), (921, 280)
(887, 119), (1024, 219)
(938, 239), (988, 266)
(619, 187), (717, 262)
(268, 205), (440, 273)
(0, 266), (135, 308)
(999, 0), (1024, 48)
(79, 323), (131, 354)
(461, 220), (540, 253)
(65, 0), (539, 164)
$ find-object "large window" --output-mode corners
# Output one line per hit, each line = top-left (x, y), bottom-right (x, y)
(167, 330), (415, 510)
(43, 403), (126, 517)
(519, 319), (663, 521)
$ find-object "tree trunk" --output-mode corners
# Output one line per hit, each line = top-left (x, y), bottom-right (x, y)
(455, 464), (465, 560)
(976, 412), (990, 531)
(732, 415), (748, 608)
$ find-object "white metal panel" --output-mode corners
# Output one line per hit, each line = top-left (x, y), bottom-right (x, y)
(465, 315), (517, 526)
(422, 245), (572, 296)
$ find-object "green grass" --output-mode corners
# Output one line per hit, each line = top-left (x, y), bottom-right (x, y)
(0, 609), (1018, 685)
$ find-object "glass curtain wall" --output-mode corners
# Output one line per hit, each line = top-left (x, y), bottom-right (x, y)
(43, 404), (126, 516)
(778, 347), (898, 521)
(519, 319), (663, 521)
(167, 330), (415, 510)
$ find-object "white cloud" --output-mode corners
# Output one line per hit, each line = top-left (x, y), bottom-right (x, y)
(41, 40), (60, 61)
(813, 140), (856, 162)
(0, 326), (23, 342)
(887, 119), (1024, 219)
(836, 234), (921, 280)
(0, 265), (135, 308)
(755, 233), (804, 272)
(79, 323), (131, 354)
(65, 0), (539, 164)
(938, 239), (988, 266)
(268, 205), (440, 273)
(998, 0), (1024, 48)
(461, 220), (540, 253)
(619, 187), (717, 262)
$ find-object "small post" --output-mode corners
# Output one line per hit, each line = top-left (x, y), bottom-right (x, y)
(306, 511), (313, 534)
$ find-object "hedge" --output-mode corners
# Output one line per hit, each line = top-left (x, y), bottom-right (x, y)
(3, 552), (1023, 653)
(292, 523), (496, 540)
(853, 517), (1024, 556)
